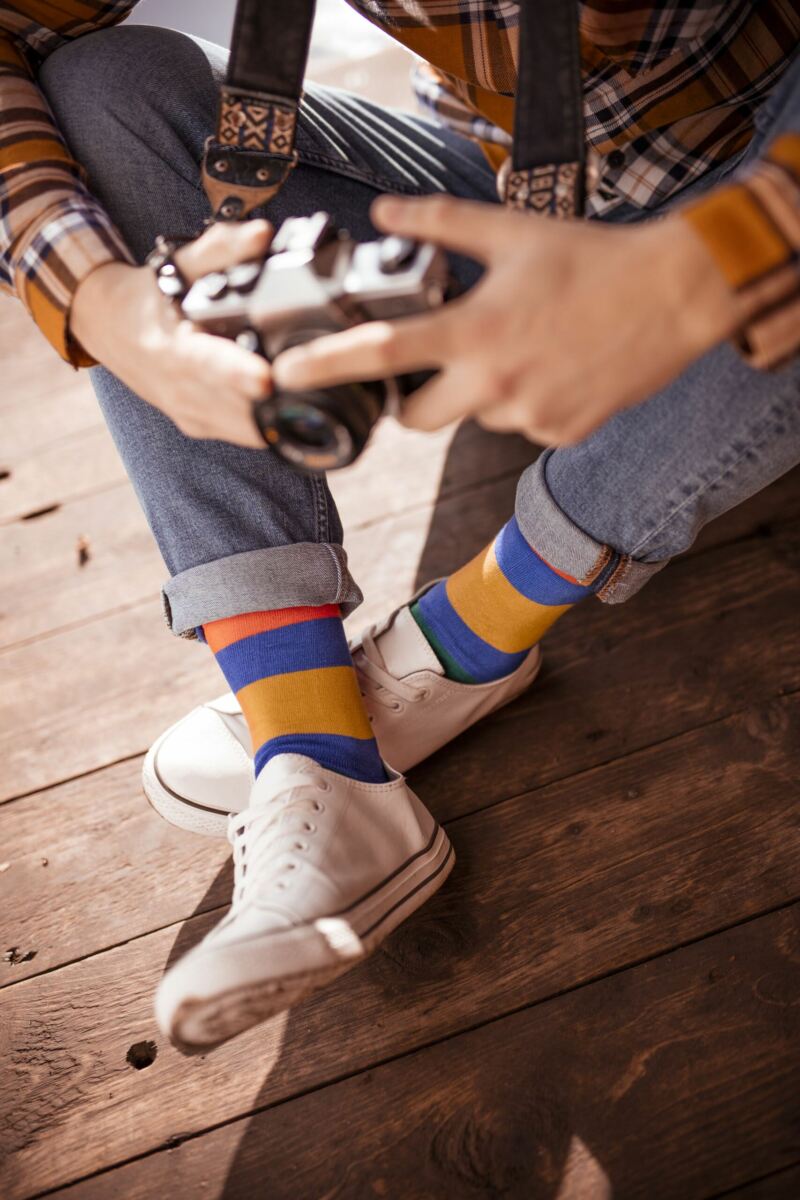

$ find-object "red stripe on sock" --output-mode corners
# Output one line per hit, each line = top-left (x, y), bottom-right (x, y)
(204, 604), (341, 654)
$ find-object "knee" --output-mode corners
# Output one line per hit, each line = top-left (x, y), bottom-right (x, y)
(38, 25), (219, 164)
(38, 26), (221, 254)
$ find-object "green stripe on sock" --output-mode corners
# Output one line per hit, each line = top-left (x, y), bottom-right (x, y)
(410, 601), (476, 684)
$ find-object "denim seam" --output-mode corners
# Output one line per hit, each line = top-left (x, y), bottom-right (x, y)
(324, 542), (344, 602)
(310, 475), (329, 543)
(597, 555), (634, 602)
(627, 398), (794, 561)
(295, 147), (425, 196)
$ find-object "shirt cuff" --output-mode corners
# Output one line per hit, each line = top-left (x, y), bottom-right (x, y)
(11, 194), (134, 368)
(680, 133), (800, 370)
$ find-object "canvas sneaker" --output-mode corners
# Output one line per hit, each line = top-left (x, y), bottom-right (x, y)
(143, 589), (542, 837)
(155, 752), (453, 1052)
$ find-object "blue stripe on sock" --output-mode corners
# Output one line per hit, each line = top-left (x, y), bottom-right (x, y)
(495, 517), (594, 605)
(254, 732), (386, 783)
(215, 617), (352, 693)
(416, 581), (528, 681)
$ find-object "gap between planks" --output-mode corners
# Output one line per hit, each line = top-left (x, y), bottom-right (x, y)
(2, 692), (798, 1195)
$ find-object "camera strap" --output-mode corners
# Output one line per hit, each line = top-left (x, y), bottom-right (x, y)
(504, 1), (585, 217)
(201, 0), (316, 220)
(202, 1), (585, 221)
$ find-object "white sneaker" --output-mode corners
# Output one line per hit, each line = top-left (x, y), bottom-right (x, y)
(155, 753), (453, 1053)
(143, 590), (542, 837)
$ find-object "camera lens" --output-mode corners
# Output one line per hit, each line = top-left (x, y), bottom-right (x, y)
(277, 404), (334, 450)
(253, 381), (386, 473)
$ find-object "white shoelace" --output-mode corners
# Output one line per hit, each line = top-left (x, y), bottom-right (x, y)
(354, 624), (430, 713)
(227, 772), (331, 908)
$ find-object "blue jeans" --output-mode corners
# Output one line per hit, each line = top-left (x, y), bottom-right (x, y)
(39, 27), (800, 633)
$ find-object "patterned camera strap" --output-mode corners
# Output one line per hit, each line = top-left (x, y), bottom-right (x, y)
(202, 0), (586, 223)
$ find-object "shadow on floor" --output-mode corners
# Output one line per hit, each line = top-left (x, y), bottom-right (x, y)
(164, 423), (548, 1197)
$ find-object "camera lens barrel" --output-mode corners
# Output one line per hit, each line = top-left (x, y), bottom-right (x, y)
(253, 381), (387, 473)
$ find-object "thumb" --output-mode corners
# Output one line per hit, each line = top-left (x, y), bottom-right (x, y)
(176, 219), (272, 283)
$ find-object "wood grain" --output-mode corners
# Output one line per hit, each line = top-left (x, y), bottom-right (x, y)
(716, 1165), (800, 1199)
(0, 422), (533, 649)
(2, 516), (798, 806)
(2, 527), (799, 982)
(47, 905), (800, 1200)
(2, 695), (798, 1196)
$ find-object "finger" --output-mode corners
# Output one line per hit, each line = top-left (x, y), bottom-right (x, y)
(398, 363), (486, 432)
(272, 308), (460, 390)
(187, 329), (272, 400)
(371, 194), (518, 260)
(475, 394), (566, 446)
(176, 219), (272, 282)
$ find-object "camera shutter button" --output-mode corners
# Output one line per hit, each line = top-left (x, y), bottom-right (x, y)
(379, 235), (417, 273)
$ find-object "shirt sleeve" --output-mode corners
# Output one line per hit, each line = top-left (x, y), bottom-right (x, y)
(681, 133), (800, 370)
(0, 6), (134, 368)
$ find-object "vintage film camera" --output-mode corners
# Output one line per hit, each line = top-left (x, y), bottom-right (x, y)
(182, 212), (451, 472)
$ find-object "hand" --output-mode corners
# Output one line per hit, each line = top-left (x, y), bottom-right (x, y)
(272, 194), (742, 446)
(70, 220), (274, 448)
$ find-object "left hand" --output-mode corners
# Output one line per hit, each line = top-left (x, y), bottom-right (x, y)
(272, 193), (742, 446)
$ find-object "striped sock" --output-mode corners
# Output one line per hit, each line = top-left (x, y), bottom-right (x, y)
(411, 516), (597, 684)
(203, 604), (386, 782)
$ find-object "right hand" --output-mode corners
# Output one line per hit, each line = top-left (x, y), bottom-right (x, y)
(69, 220), (274, 448)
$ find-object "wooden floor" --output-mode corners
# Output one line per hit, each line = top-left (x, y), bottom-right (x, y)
(1, 291), (799, 1200)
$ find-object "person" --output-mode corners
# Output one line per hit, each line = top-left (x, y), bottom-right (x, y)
(2, 1), (798, 1053)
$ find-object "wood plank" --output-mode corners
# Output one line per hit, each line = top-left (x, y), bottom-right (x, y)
(715, 1165), (800, 1199)
(2, 514), (798, 806)
(46, 905), (800, 1200)
(2, 403), (798, 652)
(0, 421), (534, 648)
(0, 487), (164, 650)
(0, 298), (78, 411)
(0, 427), (125, 526)
(2, 525), (800, 982)
(2, 695), (799, 1196)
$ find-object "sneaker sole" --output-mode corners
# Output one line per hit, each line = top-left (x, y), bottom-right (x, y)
(162, 824), (455, 1054)
(142, 647), (541, 840)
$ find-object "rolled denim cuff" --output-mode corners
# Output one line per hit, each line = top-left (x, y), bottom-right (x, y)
(515, 452), (667, 604)
(162, 542), (363, 637)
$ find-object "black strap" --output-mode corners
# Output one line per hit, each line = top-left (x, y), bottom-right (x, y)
(514, 2), (584, 173)
(505, 1), (585, 215)
(203, 0), (585, 221)
(228, 0), (315, 100)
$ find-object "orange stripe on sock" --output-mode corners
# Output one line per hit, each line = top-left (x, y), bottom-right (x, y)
(204, 604), (341, 653)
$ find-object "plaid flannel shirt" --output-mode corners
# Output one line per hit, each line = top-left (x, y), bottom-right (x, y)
(1, 1), (799, 368)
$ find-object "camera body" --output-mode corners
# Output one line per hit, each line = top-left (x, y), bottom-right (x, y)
(182, 212), (450, 472)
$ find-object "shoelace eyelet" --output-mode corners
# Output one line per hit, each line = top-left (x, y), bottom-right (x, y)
(303, 821), (316, 834)
(317, 780), (332, 793)
(313, 799), (325, 813)
(391, 701), (403, 712)
(294, 841), (307, 852)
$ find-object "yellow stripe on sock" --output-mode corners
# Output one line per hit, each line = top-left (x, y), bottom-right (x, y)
(238, 666), (374, 749)
(446, 541), (572, 653)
